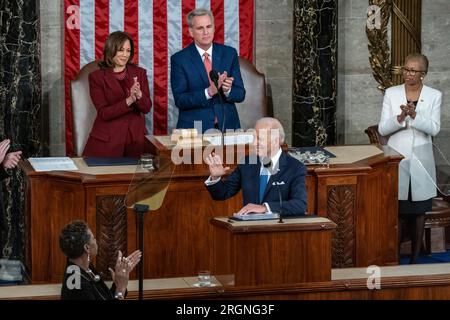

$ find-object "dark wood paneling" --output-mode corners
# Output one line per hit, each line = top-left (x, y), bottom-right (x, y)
(95, 195), (127, 279)
(328, 185), (356, 267)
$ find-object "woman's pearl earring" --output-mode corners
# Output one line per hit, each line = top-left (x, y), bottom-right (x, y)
(421, 77), (424, 80)
(87, 253), (91, 263)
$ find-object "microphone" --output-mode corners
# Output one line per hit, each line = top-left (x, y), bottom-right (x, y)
(209, 69), (219, 88)
(209, 69), (226, 135)
(262, 158), (284, 223)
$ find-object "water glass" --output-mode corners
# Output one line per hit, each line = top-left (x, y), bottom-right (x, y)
(140, 154), (154, 171)
(197, 270), (211, 287)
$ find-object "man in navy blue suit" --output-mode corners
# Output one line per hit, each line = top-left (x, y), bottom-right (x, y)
(205, 118), (307, 216)
(170, 8), (246, 132)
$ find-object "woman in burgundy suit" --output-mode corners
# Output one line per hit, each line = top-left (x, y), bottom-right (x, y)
(83, 31), (152, 157)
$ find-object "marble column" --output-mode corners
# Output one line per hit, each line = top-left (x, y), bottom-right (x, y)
(292, 0), (338, 146)
(0, 0), (43, 261)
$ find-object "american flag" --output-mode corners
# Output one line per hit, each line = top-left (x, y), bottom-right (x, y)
(64, 0), (254, 155)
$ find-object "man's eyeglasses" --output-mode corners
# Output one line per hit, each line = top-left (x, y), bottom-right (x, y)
(402, 67), (426, 76)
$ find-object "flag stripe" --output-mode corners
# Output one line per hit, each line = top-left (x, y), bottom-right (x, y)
(196, 0), (210, 10)
(95, 0), (109, 61)
(64, 0), (81, 155)
(211, 0), (224, 44)
(182, 0), (195, 48)
(153, 0), (168, 135)
(124, 0), (139, 64)
(109, 0), (124, 33)
(167, 1), (183, 134)
(80, 0), (95, 68)
(64, 0), (254, 155)
(139, 0), (154, 134)
(239, 0), (253, 61)
(224, 0), (239, 53)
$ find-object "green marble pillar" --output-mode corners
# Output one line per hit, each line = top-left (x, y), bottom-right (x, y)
(0, 0), (43, 262)
(292, 0), (337, 147)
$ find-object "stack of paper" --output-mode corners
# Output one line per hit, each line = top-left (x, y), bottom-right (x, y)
(28, 157), (78, 172)
(231, 213), (279, 221)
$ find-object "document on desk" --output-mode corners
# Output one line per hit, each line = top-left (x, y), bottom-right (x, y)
(231, 213), (279, 221)
(28, 157), (78, 172)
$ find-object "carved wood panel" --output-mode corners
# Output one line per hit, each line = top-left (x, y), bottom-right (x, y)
(327, 185), (356, 267)
(95, 195), (127, 279)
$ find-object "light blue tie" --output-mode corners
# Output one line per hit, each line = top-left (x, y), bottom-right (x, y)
(259, 168), (269, 203)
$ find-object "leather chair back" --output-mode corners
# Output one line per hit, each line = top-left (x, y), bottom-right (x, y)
(236, 57), (268, 130)
(70, 61), (100, 156)
(364, 124), (390, 145)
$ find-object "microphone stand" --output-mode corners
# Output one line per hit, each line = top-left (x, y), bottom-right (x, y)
(277, 183), (284, 223)
(134, 203), (149, 300)
(209, 70), (226, 146)
(217, 90), (226, 147)
(266, 161), (284, 223)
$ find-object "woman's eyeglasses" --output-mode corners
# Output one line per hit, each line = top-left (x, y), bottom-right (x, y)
(402, 67), (426, 76)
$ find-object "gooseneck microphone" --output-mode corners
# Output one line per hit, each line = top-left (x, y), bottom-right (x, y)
(209, 69), (226, 135)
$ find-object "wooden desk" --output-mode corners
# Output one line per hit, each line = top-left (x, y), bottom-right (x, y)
(212, 216), (336, 286)
(22, 138), (402, 283)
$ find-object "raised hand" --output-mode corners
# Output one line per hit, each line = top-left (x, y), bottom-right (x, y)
(125, 250), (142, 272)
(0, 139), (11, 164)
(108, 250), (130, 295)
(205, 152), (230, 180)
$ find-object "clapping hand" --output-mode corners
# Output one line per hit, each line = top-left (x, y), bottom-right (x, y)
(109, 250), (142, 295)
(208, 71), (228, 96)
(3, 151), (22, 169)
(205, 152), (230, 180)
(399, 102), (416, 121)
(405, 101), (417, 119)
(222, 73), (234, 93)
(126, 77), (142, 106)
(131, 76), (142, 100)
(0, 139), (21, 170)
(0, 139), (11, 164)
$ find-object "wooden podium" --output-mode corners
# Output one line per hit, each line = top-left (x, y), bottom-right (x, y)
(211, 216), (336, 286)
(22, 136), (402, 283)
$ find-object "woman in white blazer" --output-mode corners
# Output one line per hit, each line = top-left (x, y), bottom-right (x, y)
(378, 53), (441, 264)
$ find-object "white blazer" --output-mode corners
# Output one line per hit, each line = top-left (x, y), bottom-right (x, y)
(378, 84), (441, 201)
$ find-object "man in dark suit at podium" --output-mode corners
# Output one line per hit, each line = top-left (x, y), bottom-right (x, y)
(205, 117), (307, 216)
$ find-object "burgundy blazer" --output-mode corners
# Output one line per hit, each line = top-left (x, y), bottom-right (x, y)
(83, 64), (152, 157)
